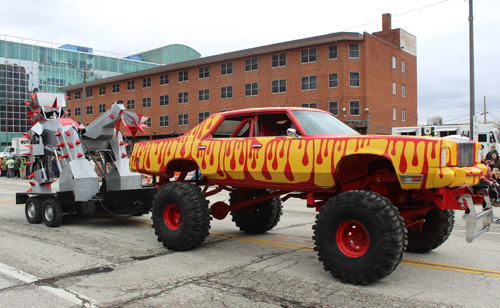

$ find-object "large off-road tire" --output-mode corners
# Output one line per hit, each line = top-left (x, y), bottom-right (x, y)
(152, 182), (211, 251)
(313, 190), (406, 285)
(25, 197), (43, 224)
(406, 209), (454, 253)
(230, 189), (282, 234)
(42, 198), (63, 228)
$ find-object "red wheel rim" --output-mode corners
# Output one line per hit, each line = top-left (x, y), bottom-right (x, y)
(164, 203), (181, 230)
(336, 221), (369, 258)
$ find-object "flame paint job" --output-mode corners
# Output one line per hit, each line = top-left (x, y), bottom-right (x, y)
(130, 109), (486, 191)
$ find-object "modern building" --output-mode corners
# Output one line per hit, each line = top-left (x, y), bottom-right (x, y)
(60, 13), (417, 144)
(0, 37), (201, 149)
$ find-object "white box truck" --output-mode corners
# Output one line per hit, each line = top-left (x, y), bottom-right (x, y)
(0, 137), (30, 158)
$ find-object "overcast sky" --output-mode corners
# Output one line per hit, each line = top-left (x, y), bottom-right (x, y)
(1, 0), (498, 126)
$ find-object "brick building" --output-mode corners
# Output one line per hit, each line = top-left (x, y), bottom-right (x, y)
(60, 14), (416, 142)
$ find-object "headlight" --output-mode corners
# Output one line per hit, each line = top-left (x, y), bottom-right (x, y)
(441, 148), (447, 167)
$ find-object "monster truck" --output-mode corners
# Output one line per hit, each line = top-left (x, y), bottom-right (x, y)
(130, 107), (493, 285)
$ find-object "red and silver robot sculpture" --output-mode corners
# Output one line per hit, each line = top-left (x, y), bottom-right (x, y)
(17, 93), (155, 227)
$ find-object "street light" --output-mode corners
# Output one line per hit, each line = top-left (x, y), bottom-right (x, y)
(60, 61), (89, 124)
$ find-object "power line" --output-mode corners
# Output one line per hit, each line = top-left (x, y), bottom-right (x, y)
(342, 0), (449, 31)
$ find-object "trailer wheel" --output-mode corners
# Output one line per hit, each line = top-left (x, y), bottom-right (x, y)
(230, 190), (282, 234)
(42, 198), (63, 228)
(406, 209), (454, 253)
(313, 190), (406, 285)
(25, 197), (43, 224)
(151, 182), (211, 251)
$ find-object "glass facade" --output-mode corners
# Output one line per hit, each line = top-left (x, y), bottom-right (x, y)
(0, 38), (201, 149)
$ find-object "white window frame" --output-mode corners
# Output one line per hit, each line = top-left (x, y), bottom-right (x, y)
(402, 109), (406, 122)
(402, 60), (406, 73)
(393, 82), (397, 95)
(393, 107), (397, 121)
(392, 56), (396, 69)
(402, 85), (406, 98)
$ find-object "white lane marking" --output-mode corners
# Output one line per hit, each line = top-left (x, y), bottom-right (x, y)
(0, 262), (99, 308)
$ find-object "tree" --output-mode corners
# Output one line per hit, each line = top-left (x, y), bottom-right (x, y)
(426, 116), (443, 125)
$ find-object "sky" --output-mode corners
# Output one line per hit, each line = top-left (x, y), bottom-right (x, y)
(1, 0), (499, 126)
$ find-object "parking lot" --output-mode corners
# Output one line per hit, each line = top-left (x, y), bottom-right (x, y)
(1, 177), (499, 308)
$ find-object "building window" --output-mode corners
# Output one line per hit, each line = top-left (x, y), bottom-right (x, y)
(199, 89), (210, 102)
(160, 115), (169, 127)
(402, 109), (406, 122)
(272, 79), (287, 94)
(160, 94), (169, 106)
(178, 92), (189, 104)
(112, 83), (120, 93)
(98, 104), (106, 113)
(402, 85), (406, 97)
(393, 107), (397, 121)
(349, 101), (360, 116)
(245, 83), (259, 96)
(86, 105), (93, 115)
(402, 60), (406, 73)
(143, 77), (151, 88)
(329, 73), (338, 88)
(144, 118), (151, 128)
(160, 73), (169, 85)
(75, 91), (81, 100)
(392, 56), (396, 69)
(301, 75), (318, 91)
(393, 82), (397, 95)
(99, 86), (106, 96)
(143, 97), (152, 108)
(329, 101), (339, 116)
(179, 114), (189, 126)
(221, 62), (233, 75)
(67, 93), (72, 101)
(127, 99), (135, 110)
(127, 80), (135, 91)
(66, 108), (71, 117)
(199, 111), (210, 123)
(301, 48), (317, 63)
(329, 45), (338, 59)
(245, 58), (258, 72)
(302, 103), (318, 109)
(199, 66), (210, 79)
(75, 107), (81, 116)
(86, 88), (93, 98)
(349, 72), (360, 87)
(272, 53), (286, 67)
(349, 44), (360, 58)
(221, 86), (233, 99)
(178, 70), (189, 82)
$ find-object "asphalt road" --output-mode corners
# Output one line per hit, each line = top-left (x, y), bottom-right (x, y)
(0, 177), (499, 308)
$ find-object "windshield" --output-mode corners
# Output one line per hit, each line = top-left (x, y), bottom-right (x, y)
(291, 110), (359, 135)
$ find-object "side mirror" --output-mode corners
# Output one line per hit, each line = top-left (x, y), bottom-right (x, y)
(287, 128), (300, 138)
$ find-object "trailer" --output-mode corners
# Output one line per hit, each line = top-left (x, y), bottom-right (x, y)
(16, 93), (156, 227)
(392, 123), (500, 153)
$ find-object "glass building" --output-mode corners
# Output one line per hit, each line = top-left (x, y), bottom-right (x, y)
(0, 36), (201, 149)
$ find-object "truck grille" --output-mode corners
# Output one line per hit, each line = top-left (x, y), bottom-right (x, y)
(457, 141), (474, 167)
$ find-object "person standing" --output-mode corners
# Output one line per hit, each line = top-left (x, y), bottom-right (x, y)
(486, 144), (499, 161)
(13, 156), (20, 179)
(19, 156), (26, 179)
(6, 156), (15, 179)
(1, 156), (7, 177)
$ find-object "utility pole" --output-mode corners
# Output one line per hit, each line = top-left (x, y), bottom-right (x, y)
(469, 0), (475, 139)
(484, 96), (486, 123)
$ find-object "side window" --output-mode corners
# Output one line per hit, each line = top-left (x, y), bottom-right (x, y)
(212, 118), (252, 138)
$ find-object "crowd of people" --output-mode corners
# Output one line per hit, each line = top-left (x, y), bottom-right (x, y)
(0, 156), (28, 179)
